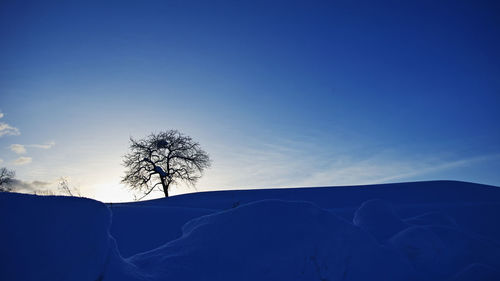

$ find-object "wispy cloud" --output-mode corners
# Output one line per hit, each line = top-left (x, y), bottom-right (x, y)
(10, 144), (27, 154)
(199, 135), (500, 193)
(28, 141), (56, 149)
(9, 179), (52, 193)
(0, 111), (20, 137)
(9, 142), (56, 154)
(0, 122), (20, 137)
(0, 158), (3, 165)
(297, 153), (500, 187)
(13, 157), (32, 166)
(198, 138), (322, 190)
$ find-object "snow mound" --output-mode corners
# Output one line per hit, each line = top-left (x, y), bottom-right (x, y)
(353, 199), (408, 242)
(108, 205), (215, 257)
(126, 199), (417, 281)
(390, 225), (450, 278)
(451, 263), (500, 281)
(99, 237), (147, 281)
(389, 224), (500, 279)
(3, 181), (500, 281)
(0, 192), (111, 281)
(404, 212), (458, 227)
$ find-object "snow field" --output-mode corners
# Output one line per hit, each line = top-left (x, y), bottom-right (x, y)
(2, 181), (500, 281)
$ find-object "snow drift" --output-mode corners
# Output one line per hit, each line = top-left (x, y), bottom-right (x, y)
(126, 199), (417, 281)
(0, 192), (111, 281)
(1, 180), (500, 281)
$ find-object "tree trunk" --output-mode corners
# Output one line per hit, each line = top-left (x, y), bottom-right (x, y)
(161, 178), (169, 197)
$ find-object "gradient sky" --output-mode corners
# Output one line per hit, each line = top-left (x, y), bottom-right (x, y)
(1, 0), (499, 202)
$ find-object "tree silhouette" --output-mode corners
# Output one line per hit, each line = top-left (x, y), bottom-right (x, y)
(0, 167), (15, 192)
(122, 130), (211, 199)
(57, 177), (81, 197)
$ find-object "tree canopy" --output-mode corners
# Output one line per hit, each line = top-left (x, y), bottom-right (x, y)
(122, 130), (211, 199)
(0, 167), (15, 192)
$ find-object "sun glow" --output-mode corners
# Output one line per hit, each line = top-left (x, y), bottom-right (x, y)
(90, 182), (136, 203)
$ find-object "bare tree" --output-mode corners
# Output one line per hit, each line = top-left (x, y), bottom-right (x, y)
(0, 167), (15, 192)
(122, 130), (211, 199)
(57, 177), (81, 197)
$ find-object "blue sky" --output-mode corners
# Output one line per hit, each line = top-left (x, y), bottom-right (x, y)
(1, 0), (499, 201)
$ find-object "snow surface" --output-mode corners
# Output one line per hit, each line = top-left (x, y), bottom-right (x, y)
(1, 180), (500, 281)
(0, 192), (110, 281)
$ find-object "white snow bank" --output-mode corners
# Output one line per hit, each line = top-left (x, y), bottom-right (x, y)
(0, 192), (111, 281)
(108, 205), (215, 257)
(451, 263), (500, 281)
(351, 198), (500, 280)
(99, 237), (146, 281)
(390, 214), (500, 279)
(404, 212), (458, 227)
(353, 198), (408, 242)
(125, 200), (417, 281)
(3, 181), (500, 281)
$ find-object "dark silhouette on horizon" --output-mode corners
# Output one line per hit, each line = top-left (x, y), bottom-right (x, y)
(122, 130), (211, 199)
(0, 167), (15, 192)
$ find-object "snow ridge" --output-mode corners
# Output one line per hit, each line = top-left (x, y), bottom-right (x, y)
(2, 181), (500, 281)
